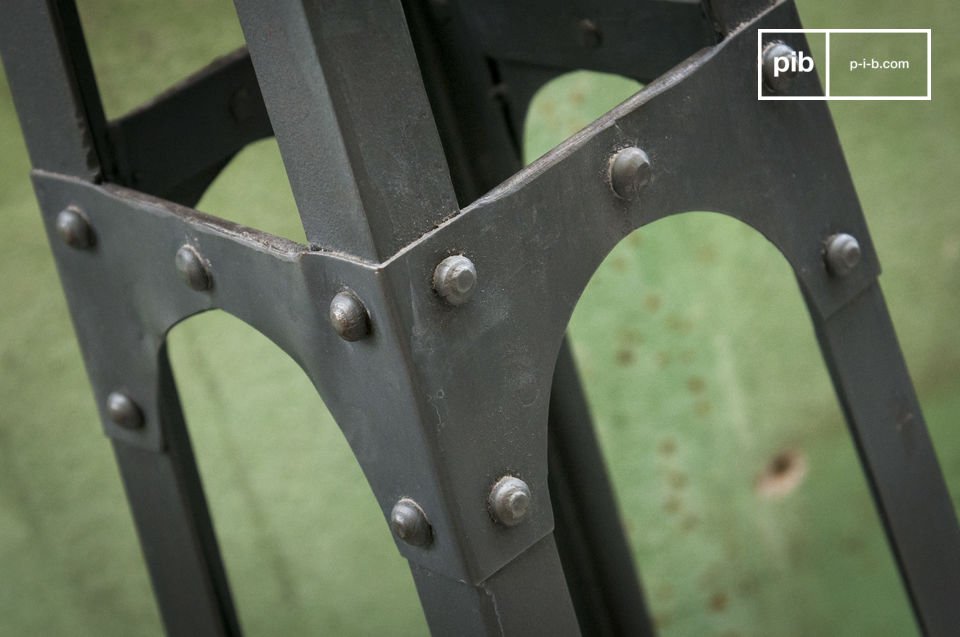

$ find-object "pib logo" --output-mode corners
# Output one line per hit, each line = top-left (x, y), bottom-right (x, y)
(762, 41), (815, 92)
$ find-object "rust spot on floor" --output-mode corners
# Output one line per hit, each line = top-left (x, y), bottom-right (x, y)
(644, 294), (662, 312)
(667, 470), (688, 489)
(666, 314), (693, 333)
(841, 535), (866, 553)
(628, 233), (643, 247)
(681, 514), (699, 532)
(663, 495), (682, 514)
(656, 351), (671, 368)
(693, 399), (712, 416)
(619, 328), (644, 346)
(686, 376), (706, 394)
(615, 348), (635, 366)
(653, 612), (672, 628)
(655, 583), (673, 601)
(709, 592), (729, 612)
(755, 448), (808, 499)
(696, 244), (718, 263)
(679, 349), (696, 364)
(658, 437), (677, 456)
(612, 256), (628, 271)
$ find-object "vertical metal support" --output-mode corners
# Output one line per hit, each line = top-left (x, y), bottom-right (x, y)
(111, 347), (241, 637)
(233, 2), (582, 631)
(403, 5), (655, 631)
(410, 536), (579, 636)
(0, 0), (109, 179)
(1, 3), (241, 635)
(232, 0), (459, 262)
(549, 341), (654, 636)
(808, 284), (960, 636)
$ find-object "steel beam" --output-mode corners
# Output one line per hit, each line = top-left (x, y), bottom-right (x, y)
(232, 0), (459, 261)
(0, 0), (108, 180)
(109, 49), (271, 206)
(808, 283), (960, 636)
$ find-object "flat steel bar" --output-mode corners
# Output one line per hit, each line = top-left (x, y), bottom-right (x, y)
(807, 283), (960, 637)
(454, 0), (716, 83)
(0, 0), (110, 180)
(549, 341), (653, 636)
(705, 0), (778, 36)
(109, 49), (272, 206)
(112, 348), (241, 637)
(410, 534), (579, 636)
(232, 0), (459, 261)
(401, 0), (521, 204)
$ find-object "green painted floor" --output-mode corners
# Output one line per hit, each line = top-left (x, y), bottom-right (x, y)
(1, 1), (958, 635)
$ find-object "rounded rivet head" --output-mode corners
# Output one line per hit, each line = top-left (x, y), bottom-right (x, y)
(825, 233), (862, 277)
(488, 476), (531, 527)
(329, 289), (370, 341)
(609, 147), (651, 200)
(56, 207), (94, 249)
(390, 498), (433, 547)
(762, 41), (798, 93)
(106, 391), (144, 429)
(577, 19), (602, 48)
(175, 245), (212, 291)
(433, 255), (477, 306)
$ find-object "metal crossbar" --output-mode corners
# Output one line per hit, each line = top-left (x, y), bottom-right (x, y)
(2, 0), (958, 634)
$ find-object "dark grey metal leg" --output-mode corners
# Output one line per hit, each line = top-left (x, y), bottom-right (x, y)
(2, 3), (241, 635)
(404, 4), (654, 630)
(111, 347), (240, 637)
(549, 341), (654, 637)
(807, 284), (960, 637)
(410, 535), (579, 636)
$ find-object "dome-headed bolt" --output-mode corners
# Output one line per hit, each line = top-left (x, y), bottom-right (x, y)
(577, 18), (602, 48)
(175, 245), (212, 291)
(56, 207), (94, 249)
(609, 146), (651, 200)
(762, 41), (798, 93)
(106, 391), (144, 429)
(390, 498), (433, 547)
(433, 255), (477, 306)
(488, 476), (531, 527)
(825, 233), (862, 277)
(329, 289), (370, 341)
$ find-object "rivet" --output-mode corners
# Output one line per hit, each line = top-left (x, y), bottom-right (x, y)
(175, 245), (212, 291)
(433, 255), (477, 306)
(762, 41), (798, 93)
(577, 19), (602, 48)
(106, 391), (144, 429)
(329, 289), (370, 341)
(609, 147), (651, 200)
(55, 207), (94, 249)
(488, 476), (531, 527)
(825, 233), (862, 277)
(390, 498), (433, 547)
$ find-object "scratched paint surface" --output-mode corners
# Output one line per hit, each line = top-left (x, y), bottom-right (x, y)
(0, 0), (958, 635)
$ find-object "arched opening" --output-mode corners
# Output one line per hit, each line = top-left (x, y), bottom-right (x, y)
(196, 138), (306, 244)
(166, 310), (427, 635)
(562, 213), (917, 635)
(524, 70), (641, 164)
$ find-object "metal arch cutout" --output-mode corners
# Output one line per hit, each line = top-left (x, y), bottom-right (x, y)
(2, 0), (959, 635)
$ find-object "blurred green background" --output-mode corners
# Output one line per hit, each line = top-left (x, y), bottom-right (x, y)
(0, 1), (957, 635)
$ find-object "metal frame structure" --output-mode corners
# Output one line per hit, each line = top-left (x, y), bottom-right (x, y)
(2, 0), (958, 634)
